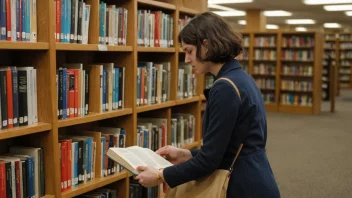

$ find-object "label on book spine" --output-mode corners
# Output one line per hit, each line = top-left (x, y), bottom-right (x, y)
(98, 44), (107, 51)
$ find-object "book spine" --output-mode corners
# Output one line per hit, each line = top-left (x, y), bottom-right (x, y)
(11, 68), (19, 127)
(0, 70), (8, 129)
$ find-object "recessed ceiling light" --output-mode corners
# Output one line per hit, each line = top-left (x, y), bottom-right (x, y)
(263, 10), (292, 17)
(303, 0), (352, 4)
(324, 23), (342, 28)
(208, 4), (238, 11)
(212, 11), (246, 16)
(324, 4), (352, 11)
(346, 11), (352, 15)
(295, 27), (307, 31)
(266, 24), (279, 29)
(208, 0), (253, 4)
(238, 20), (246, 25)
(286, 19), (316, 24)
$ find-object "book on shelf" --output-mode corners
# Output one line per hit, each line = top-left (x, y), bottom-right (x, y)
(58, 127), (126, 192)
(0, 0), (37, 42)
(107, 146), (173, 176)
(137, 118), (167, 151)
(171, 113), (195, 148)
(137, 62), (170, 106)
(99, 2), (128, 45)
(57, 63), (125, 119)
(0, 66), (37, 129)
(78, 187), (118, 198)
(130, 179), (160, 198)
(55, 0), (91, 44)
(0, 146), (45, 198)
(254, 36), (276, 47)
(281, 35), (315, 48)
(178, 15), (192, 33)
(137, 9), (173, 48)
(178, 62), (196, 100)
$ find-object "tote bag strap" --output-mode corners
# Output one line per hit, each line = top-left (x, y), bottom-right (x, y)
(214, 77), (257, 176)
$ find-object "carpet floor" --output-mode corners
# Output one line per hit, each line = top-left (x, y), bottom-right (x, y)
(266, 90), (352, 198)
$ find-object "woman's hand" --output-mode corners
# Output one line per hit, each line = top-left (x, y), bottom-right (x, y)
(135, 166), (163, 188)
(156, 145), (192, 165)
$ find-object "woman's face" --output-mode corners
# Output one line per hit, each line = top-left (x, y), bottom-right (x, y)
(181, 41), (209, 75)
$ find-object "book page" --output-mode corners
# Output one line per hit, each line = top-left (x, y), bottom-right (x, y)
(141, 148), (173, 169)
(112, 148), (147, 169)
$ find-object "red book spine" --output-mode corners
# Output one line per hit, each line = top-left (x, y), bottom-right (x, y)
(5, 0), (11, 41)
(6, 69), (13, 128)
(60, 141), (67, 192)
(15, 161), (21, 198)
(66, 140), (72, 190)
(56, 0), (62, 42)
(0, 163), (6, 198)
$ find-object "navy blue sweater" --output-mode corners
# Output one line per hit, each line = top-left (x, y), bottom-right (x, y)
(163, 59), (280, 197)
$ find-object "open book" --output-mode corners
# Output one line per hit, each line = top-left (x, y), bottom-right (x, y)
(107, 146), (173, 175)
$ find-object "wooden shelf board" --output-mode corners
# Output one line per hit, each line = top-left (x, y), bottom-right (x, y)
(265, 104), (278, 112)
(137, 47), (175, 52)
(200, 94), (206, 101)
(176, 96), (200, 105)
(137, 0), (176, 10)
(179, 7), (199, 15)
(179, 47), (184, 53)
(137, 101), (176, 113)
(279, 105), (313, 114)
(62, 172), (127, 198)
(0, 122), (52, 140)
(56, 43), (133, 52)
(0, 41), (49, 50)
(58, 108), (133, 128)
(182, 141), (200, 149)
(42, 195), (55, 198)
(281, 74), (313, 78)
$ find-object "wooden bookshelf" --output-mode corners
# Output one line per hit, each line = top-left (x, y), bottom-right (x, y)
(0, 0), (207, 198)
(202, 31), (324, 114)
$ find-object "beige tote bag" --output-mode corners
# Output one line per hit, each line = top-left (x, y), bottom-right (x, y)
(165, 77), (252, 198)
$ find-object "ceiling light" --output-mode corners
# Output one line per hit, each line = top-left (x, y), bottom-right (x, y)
(208, 0), (253, 4)
(295, 27), (307, 31)
(324, 4), (352, 11)
(346, 11), (352, 15)
(238, 20), (246, 25)
(263, 10), (292, 16)
(304, 0), (352, 4)
(212, 11), (246, 16)
(324, 23), (341, 28)
(208, 4), (237, 11)
(286, 19), (316, 24)
(266, 24), (279, 29)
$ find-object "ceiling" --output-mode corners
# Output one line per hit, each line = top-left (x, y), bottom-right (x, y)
(208, 0), (352, 31)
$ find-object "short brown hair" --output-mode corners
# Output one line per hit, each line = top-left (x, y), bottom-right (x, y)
(178, 12), (243, 63)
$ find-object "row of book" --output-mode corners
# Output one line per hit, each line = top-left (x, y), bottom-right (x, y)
(59, 127), (126, 192)
(130, 179), (159, 198)
(137, 62), (170, 106)
(0, 146), (44, 198)
(324, 51), (336, 59)
(262, 93), (275, 104)
(178, 63), (197, 100)
(237, 50), (249, 60)
(254, 49), (277, 60)
(324, 42), (336, 48)
(56, 63), (125, 120)
(178, 15), (192, 33)
(339, 43), (352, 49)
(254, 36), (276, 47)
(253, 64), (276, 75)
(255, 78), (275, 90)
(75, 187), (117, 198)
(340, 60), (351, 66)
(281, 36), (314, 48)
(242, 36), (250, 47)
(205, 74), (214, 89)
(282, 65), (313, 76)
(137, 9), (174, 48)
(99, 2), (128, 45)
(339, 68), (351, 74)
(281, 80), (312, 92)
(280, 94), (312, 107)
(0, 66), (37, 129)
(0, 0), (37, 42)
(340, 52), (352, 59)
(281, 50), (314, 61)
(171, 114), (195, 148)
(55, 0), (91, 44)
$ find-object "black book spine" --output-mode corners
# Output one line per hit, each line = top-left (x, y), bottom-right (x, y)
(0, 70), (8, 129)
(70, 0), (77, 43)
(11, 68), (19, 127)
(118, 68), (123, 109)
(58, 70), (63, 119)
(85, 71), (89, 115)
(21, 160), (27, 198)
(5, 162), (12, 198)
(77, 0), (83, 44)
(77, 140), (84, 184)
(18, 70), (28, 126)
(40, 148), (45, 196)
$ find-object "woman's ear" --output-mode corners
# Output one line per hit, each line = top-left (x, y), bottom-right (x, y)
(201, 39), (209, 54)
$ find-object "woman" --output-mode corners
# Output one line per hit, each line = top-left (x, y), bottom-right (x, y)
(135, 11), (281, 197)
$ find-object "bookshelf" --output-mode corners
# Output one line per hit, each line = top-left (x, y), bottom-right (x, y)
(0, 0), (207, 198)
(204, 31), (323, 114)
(323, 33), (339, 100)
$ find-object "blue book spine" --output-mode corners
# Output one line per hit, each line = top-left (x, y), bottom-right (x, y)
(144, 129), (148, 148)
(0, 0), (6, 40)
(62, 68), (67, 119)
(27, 156), (35, 198)
(115, 68), (121, 109)
(99, 2), (103, 44)
(25, 0), (30, 41)
(21, 0), (25, 41)
(88, 137), (93, 180)
(16, 0), (20, 41)
(61, 0), (65, 42)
